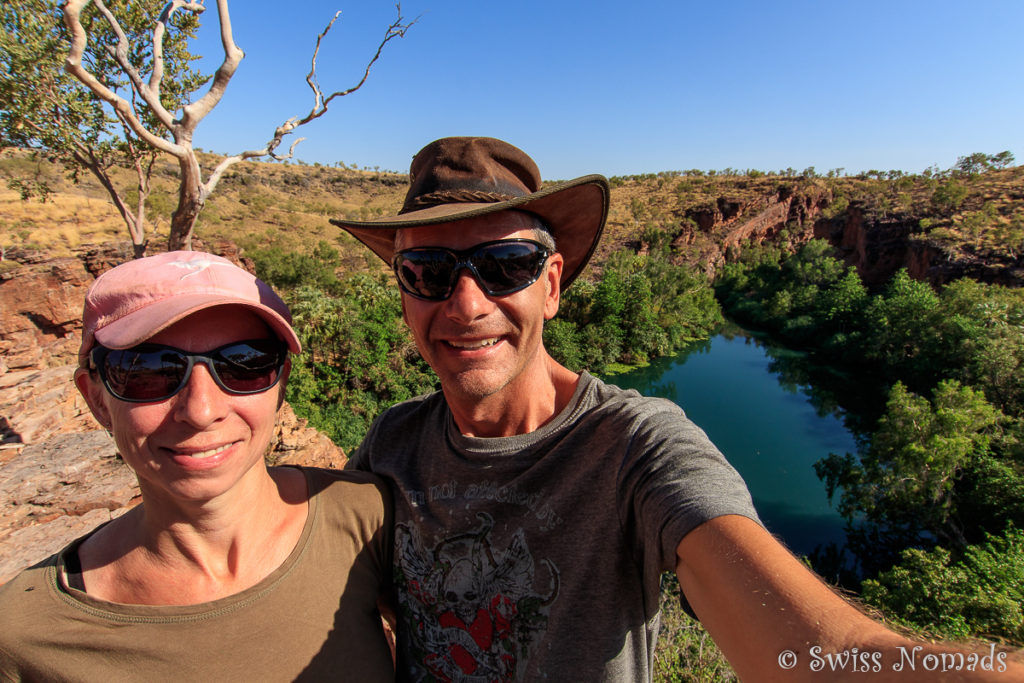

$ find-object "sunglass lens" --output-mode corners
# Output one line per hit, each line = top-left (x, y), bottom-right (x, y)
(103, 348), (187, 401)
(473, 243), (544, 294)
(397, 251), (458, 300)
(212, 341), (284, 392)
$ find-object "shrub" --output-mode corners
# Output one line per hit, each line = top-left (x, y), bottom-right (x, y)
(862, 526), (1024, 643)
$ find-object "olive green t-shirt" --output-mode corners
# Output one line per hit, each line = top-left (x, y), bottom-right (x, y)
(0, 467), (393, 682)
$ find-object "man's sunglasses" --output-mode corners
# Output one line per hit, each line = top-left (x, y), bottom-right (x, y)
(392, 239), (551, 301)
(90, 339), (288, 403)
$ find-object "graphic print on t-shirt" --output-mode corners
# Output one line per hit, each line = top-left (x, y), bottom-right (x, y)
(394, 513), (560, 682)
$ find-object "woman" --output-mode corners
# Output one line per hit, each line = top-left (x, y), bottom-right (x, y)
(0, 251), (394, 681)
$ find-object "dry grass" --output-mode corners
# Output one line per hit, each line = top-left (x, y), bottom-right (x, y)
(0, 150), (406, 260)
(2, 148), (1022, 274)
(0, 188), (124, 255)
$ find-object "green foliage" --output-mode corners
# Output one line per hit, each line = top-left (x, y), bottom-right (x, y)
(247, 241), (344, 295)
(282, 273), (438, 451)
(716, 240), (865, 352)
(547, 246), (723, 373)
(931, 179), (969, 212)
(1, 1), (205, 169)
(862, 526), (1024, 643)
(716, 240), (1024, 413)
(860, 270), (946, 386)
(716, 241), (1024, 581)
(955, 151), (1017, 177)
(815, 380), (1023, 573)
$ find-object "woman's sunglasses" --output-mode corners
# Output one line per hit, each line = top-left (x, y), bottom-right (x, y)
(90, 339), (288, 403)
(392, 239), (551, 301)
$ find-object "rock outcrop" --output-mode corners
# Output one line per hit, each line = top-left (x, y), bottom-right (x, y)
(0, 257), (92, 374)
(660, 184), (832, 277)
(0, 431), (137, 583)
(653, 185), (1024, 289)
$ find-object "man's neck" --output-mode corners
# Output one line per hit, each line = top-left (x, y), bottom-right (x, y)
(446, 357), (580, 438)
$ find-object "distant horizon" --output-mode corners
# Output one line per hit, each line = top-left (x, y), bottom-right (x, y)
(209, 149), (1016, 181)
(171, 1), (1023, 180)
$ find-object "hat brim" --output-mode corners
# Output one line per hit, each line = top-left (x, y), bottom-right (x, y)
(330, 174), (609, 290)
(89, 295), (302, 358)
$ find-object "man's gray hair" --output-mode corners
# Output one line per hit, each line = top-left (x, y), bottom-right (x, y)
(525, 214), (556, 252)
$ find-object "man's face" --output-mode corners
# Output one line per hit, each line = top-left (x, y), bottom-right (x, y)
(395, 211), (563, 404)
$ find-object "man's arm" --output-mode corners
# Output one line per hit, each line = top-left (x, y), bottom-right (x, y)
(675, 514), (1022, 681)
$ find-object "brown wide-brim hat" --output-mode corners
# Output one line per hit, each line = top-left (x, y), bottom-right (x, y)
(330, 137), (610, 290)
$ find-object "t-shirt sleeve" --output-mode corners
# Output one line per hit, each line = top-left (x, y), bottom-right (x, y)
(617, 399), (761, 574)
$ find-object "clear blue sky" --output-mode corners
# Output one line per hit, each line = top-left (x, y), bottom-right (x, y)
(189, 0), (1024, 180)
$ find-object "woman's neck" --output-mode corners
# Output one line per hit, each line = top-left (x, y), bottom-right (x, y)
(74, 466), (308, 606)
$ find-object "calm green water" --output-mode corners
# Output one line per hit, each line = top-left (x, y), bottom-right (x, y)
(605, 331), (857, 557)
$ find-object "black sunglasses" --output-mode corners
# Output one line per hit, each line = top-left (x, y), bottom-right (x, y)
(392, 239), (551, 301)
(90, 339), (288, 403)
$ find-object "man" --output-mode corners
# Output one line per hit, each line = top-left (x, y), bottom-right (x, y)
(333, 137), (1020, 681)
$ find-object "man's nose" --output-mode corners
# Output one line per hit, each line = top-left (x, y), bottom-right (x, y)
(443, 269), (495, 323)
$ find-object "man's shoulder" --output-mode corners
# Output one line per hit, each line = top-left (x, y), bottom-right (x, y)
(347, 390), (447, 471)
(373, 389), (447, 426)
(579, 372), (684, 421)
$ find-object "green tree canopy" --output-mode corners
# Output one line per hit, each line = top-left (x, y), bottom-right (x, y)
(1, 0), (204, 255)
(816, 380), (1023, 574)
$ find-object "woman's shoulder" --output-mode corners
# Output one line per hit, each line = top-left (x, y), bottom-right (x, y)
(283, 464), (387, 489)
(282, 466), (391, 518)
(0, 553), (62, 630)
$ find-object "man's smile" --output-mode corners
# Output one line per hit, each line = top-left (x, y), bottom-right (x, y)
(446, 337), (501, 350)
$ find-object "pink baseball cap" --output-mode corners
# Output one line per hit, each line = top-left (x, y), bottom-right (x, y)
(79, 251), (301, 366)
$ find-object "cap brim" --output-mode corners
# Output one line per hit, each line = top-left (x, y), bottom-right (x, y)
(91, 295), (302, 355)
(330, 174), (609, 290)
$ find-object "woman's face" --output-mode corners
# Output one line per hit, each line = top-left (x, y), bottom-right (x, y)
(77, 306), (288, 507)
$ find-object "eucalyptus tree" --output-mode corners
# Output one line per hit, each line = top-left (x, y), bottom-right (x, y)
(1, 0), (414, 256)
(2, 0), (204, 256)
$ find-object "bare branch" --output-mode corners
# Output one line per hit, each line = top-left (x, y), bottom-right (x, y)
(89, 0), (180, 131)
(203, 136), (305, 196)
(314, 4), (417, 118)
(151, 1), (208, 100)
(249, 3), (418, 162)
(306, 12), (342, 115)
(62, 0), (181, 155)
(179, 0), (244, 133)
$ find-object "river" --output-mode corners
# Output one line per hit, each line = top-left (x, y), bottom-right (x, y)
(604, 329), (858, 558)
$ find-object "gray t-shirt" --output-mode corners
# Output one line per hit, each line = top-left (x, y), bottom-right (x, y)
(350, 371), (759, 682)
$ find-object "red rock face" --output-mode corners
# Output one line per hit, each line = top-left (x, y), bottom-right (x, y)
(0, 257), (91, 373)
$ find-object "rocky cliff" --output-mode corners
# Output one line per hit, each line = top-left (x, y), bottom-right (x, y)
(606, 178), (1024, 289)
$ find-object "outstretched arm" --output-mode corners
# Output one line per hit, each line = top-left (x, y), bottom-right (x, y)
(675, 515), (1022, 681)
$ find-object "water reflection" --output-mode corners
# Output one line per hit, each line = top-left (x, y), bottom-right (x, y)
(604, 329), (865, 561)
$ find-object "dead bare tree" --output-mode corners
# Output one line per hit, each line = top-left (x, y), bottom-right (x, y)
(61, 0), (415, 253)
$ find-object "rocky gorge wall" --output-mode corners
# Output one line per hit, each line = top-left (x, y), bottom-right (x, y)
(653, 183), (1024, 289)
(0, 243), (346, 583)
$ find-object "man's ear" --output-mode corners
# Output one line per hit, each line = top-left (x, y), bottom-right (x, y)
(74, 367), (112, 430)
(543, 253), (564, 320)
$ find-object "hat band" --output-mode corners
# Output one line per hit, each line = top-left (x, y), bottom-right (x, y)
(401, 189), (521, 213)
